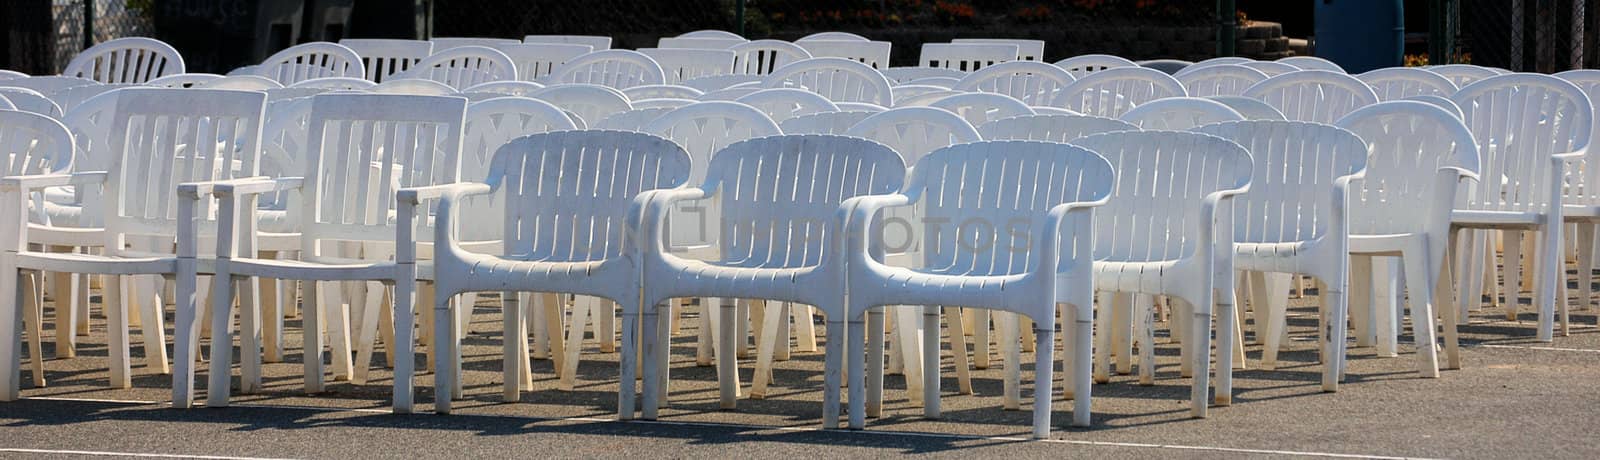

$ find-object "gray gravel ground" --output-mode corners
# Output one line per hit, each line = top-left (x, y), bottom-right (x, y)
(4, 287), (1600, 459)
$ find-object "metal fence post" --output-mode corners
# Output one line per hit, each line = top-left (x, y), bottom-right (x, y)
(736, 0), (745, 37)
(1217, 0), (1236, 57)
(1430, 0), (1457, 65)
(82, 0), (94, 50)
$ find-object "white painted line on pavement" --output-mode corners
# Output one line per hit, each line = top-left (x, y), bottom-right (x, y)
(23, 396), (1435, 460)
(0, 448), (295, 460)
(1477, 343), (1600, 353)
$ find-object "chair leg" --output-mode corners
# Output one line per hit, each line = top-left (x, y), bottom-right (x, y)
(716, 299), (739, 409)
(618, 302), (640, 421)
(1536, 227), (1561, 342)
(1374, 259), (1399, 358)
(944, 306), (973, 394)
(392, 278), (416, 414)
(530, 294), (547, 360)
(1215, 285), (1238, 406)
(2, 267), (23, 401)
(502, 290), (525, 402)
(325, 284), (353, 382)
(1000, 312), (1021, 410)
(207, 271), (237, 408)
(106, 275), (131, 389)
(1438, 242), (1464, 370)
(846, 314), (867, 430)
(972, 310), (991, 369)
(1070, 298), (1093, 428)
(1032, 321), (1055, 440)
(695, 298), (714, 366)
(1350, 255), (1373, 347)
(1503, 230), (1523, 321)
(735, 300), (751, 359)
(1111, 293), (1132, 375)
(560, 295), (591, 391)
(432, 289), (456, 414)
(896, 305), (924, 406)
(303, 280), (325, 393)
(1455, 228), (1482, 323)
(48, 247), (76, 359)
(751, 300), (784, 399)
(821, 319), (845, 430)
(775, 302), (792, 362)
(22, 273), (43, 388)
(352, 281), (384, 385)
(921, 305), (940, 419)
(1133, 294), (1155, 385)
(236, 274), (262, 394)
(1187, 294), (1213, 418)
(1401, 242), (1441, 378)
(598, 299), (617, 353)
(173, 266), (202, 409)
(260, 274), (281, 363)
(1092, 295), (1113, 383)
(865, 309), (885, 417)
(1254, 272), (1290, 371)
(1320, 278), (1348, 392)
(136, 275), (169, 375)
(794, 304), (818, 353)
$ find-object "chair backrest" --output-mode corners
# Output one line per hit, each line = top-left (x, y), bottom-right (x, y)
(698, 86), (761, 101)
(928, 92), (1035, 127)
(1051, 66), (1186, 118)
(978, 113), (1137, 142)
(1206, 95), (1288, 120)
(289, 76), (377, 91)
(545, 49), (666, 89)
(702, 134), (905, 267)
(463, 80), (544, 97)
(1241, 60), (1299, 77)
(0, 109), (74, 176)
(1242, 70), (1378, 123)
(339, 38), (433, 82)
(99, 88), (266, 248)
(1402, 94), (1464, 118)
(797, 32), (869, 42)
(61, 89), (119, 178)
(836, 102), (887, 112)
(881, 67), (967, 85)
(594, 106), (677, 131)
(1182, 56), (1252, 73)
(919, 43), (1019, 71)
(907, 76), (961, 88)
(1139, 59), (1193, 75)
(846, 106), (980, 167)
(778, 110), (876, 135)
(1427, 64), (1501, 88)
(528, 84), (632, 128)
(492, 43), (593, 82)
(624, 84), (704, 101)
(46, 84), (123, 114)
(1120, 96), (1244, 130)
(908, 140), (1114, 275)
(0, 87), (64, 119)
(735, 88), (839, 122)
(400, 45), (517, 90)
(64, 37), (185, 84)
(373, 78), (456, 95)
(0, 70), (26, 80)
(657, 37), (746, 50)
(458, 96), (579, 239)
(1055, 54), (1138, 79)
(796, 40), (892, 69)
(762, 57), (893, 106)
(144, 73), (222, 88)
(953, 61), (1076, 106)
(1193, 120), (1368, 245)
(1068, 130), (1253, 261)
(682, 74), (764, 92)
(1450, 73), (1594, 211)
(631, 98), (696, 109)
(644, 101), (781, 183)
(730, 40), (812, 76)
(298, 93), (467, 248)
(1278, 56), (1346, 73)
(1175, 64), (1268, 97)
(638, 48), (735, 84)
(0, 94), (12, 110)
(487, 130), (691, 261)
(1357, 67), (1458, 101)
(200, 75), (283, 90)
(952, 38), (1045, 62)
(5, 76), (98, 95)
(523, 35), (613, 50)
(430, 37), (520, 51)
(1336, 101), (1480, 236)
(892, 85), (961, 107)
(256, 42), (365, 85)
(680, 30), (745, 40)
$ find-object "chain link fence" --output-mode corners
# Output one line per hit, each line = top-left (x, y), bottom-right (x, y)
(1447, 0), (1589, 72)
(1, 0), (154, 75)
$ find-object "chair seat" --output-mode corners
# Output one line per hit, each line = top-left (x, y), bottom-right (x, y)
(226, 256), (424, 281)
(854, 264), (1034, 311)
(1349, 232), (1423, 255)
(17, 250), (184, 275)
(1451, 209), (1546, 226)
(1562, 204), (1600, 219)
(442, 252), (631, 300)
(1092, 258), (1189, 293)
(653, 258), (822, 305)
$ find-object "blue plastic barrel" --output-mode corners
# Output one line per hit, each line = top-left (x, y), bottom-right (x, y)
(1313, 0), (1404, 73)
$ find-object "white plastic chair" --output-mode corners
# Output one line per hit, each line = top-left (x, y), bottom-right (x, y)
(928, 92), (1035, 127)
(422, 128), (693, 416)
(682, 74), (764, 92)
(545, 50), (666, 89)
(374, 78), (457, 95)
(657, 37), (745, 50)
(730, 40), (811, 75)
(1278, 56), (1346, 72)
(624, 84), (704, 101)
(631, 98), (696, 109)
(595, 106), (676, 131)
(881, 67), (966, 85)
(842, 140), (1113, 438)
(522, 35), (612, 50)
(0, 70), (27, 80)
(1181, 56), (1252, 73)
(255, 42), (365, 85)
(1193, 120), (1368, 397)
(919, 43), (1019, 71)
(430, 37), (520, 51)
(634, 134), (905, 424)
(1140, 59), (1194, 75)
(144, 73), (223, 88)
(954, 61), (1076, 106)
(1336, 100), (1480, 374)
(1055, 54), (1138, 79)
(0, 89), (267, 405)
(1448, 74), (1591, 342)
(200, 75), (284, 90)
(797, 32), (869, 42)
(493, 43), (593, 82)
(1175, 64), (1269, 97)
(0, 109), (77, 391)
(1051, 66), (1186, 118)
(64, 37), (185, 84)
(3, 76), (97, 95)
(978, 113), (1138, 142)
(1241, 60), (1300, 77)
(40, 84), (120, 114)
(528, 84), (632, 128)
(1358, 67), (1458, 101)
(638, 48), (735, 84)
(777, 110), (875, 135)
(835, 102), (888, 112)
(1555, 69), (1600, 316)
(339, 38), (433, 82)
(1068, 130), (1252, 417)
(1119, 97), (1244, 130)
(1427, 64), (1500, 88)
(198, 93), (469, 412)
(891, 85), (961, 107)
(1206, 95), (1288, 120)
(952, 38), (1045, 61)
(289, 76), (376, 91)
(796, 40), (892, 69)
(1242, 70), (1378, 124)
(762, 57), (893, 106)
(734, 88), (838, 122)
(0, 88), (64, 119)
(680, 30), (744, 40)
(904, 76), (961, 88)
(398, 45), (516, 90)
(697, 87), (761, 101)
(846, 106), (979, 167)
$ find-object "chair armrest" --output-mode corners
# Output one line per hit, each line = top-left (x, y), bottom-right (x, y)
(637, 188), (712, 255)
(396, 183), (492, 206)
(0, 171), (107, 192)
(395, 183), (494, 263)
(840, 194), (914, 263)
